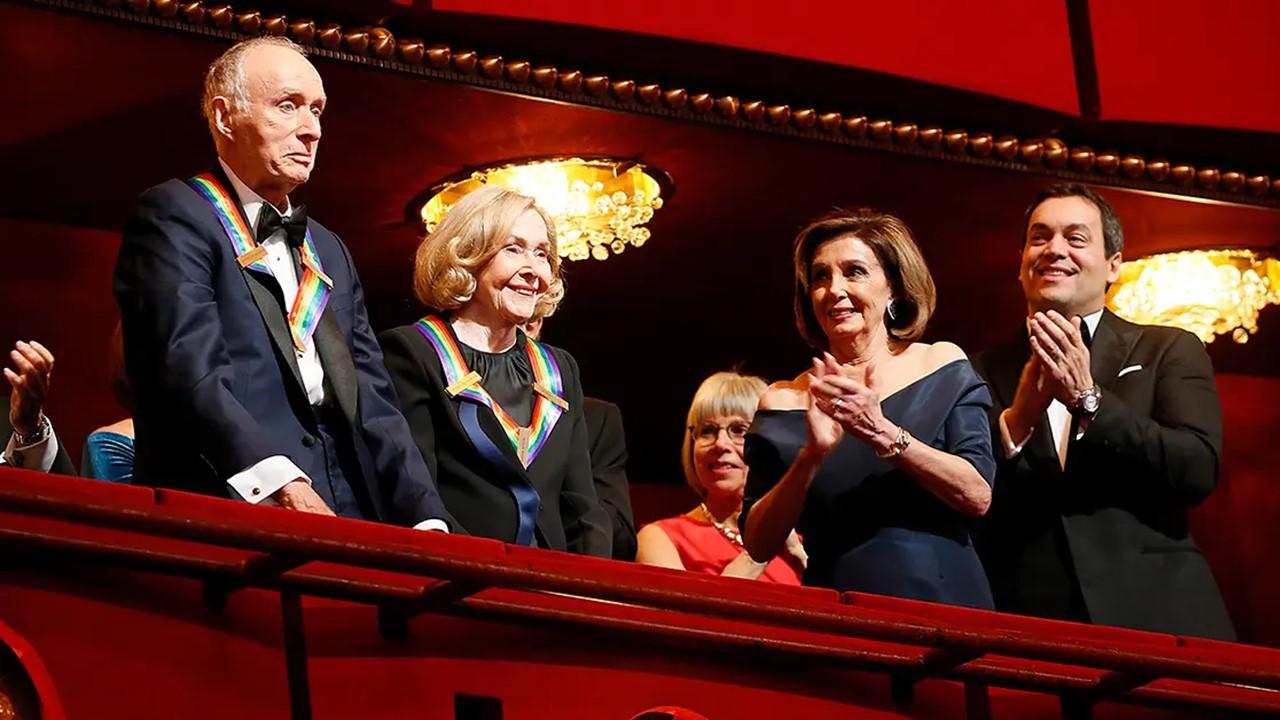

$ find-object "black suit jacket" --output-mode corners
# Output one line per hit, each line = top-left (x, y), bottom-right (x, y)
(380, 322), (612, 557)
(971, 310), (1235, 640)
(0, 397), (75, 476)
(113, 165), (449, 526)
(583, 397), (637, 561)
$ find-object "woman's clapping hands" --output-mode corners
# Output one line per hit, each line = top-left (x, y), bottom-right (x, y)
(809, 352), (895, 452)
(804, 355), (845, 456)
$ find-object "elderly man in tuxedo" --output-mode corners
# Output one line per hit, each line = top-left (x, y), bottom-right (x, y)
(2, 340), (74, 475)
(971, 183), (1234, 640)
(114, 37), (449, 528)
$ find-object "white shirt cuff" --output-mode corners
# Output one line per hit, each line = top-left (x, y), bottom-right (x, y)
(4, 419), (59, 472)
(413, 519), (449, 532)
(1076, 415), (1091, 438)
(227, 455), (308, 504)
(998, 409), (1033, 459)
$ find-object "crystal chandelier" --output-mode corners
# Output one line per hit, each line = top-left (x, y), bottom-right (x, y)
(420, 158), (667, 261)
(1107, 249), (1280, 343)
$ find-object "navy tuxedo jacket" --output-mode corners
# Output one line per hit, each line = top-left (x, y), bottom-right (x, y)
(113, 165), (449, 526)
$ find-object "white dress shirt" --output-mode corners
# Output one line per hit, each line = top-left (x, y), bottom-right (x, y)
(215, 161), (447, 532)
(999, 309), (1103, 462)
(220, 160), (324, 505)
(2, 419), (59, 472)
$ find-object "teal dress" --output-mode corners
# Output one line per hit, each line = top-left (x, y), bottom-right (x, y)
(82, 430), (135, 483)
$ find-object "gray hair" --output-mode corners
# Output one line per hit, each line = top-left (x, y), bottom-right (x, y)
(201, 36), (308, 138)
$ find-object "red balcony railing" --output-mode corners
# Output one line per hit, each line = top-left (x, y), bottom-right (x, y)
(0, 467), (1277, 719)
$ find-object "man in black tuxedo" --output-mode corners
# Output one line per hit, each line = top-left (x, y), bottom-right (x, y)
(971, 183), (1234, 640)
(2, 340), (74, 475)
(114, 37), (449, 528)
(582, 397), (638, 560)
(525, 318), (637, 559)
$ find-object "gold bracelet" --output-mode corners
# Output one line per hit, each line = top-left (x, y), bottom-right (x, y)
(876, 425), (912, 458)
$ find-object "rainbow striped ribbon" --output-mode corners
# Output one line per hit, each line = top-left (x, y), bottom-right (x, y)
(188, 173), (332, 353)
(414, 316), (567, 468)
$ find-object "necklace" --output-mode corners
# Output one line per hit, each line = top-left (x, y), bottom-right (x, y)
(697, 503), (743, 547)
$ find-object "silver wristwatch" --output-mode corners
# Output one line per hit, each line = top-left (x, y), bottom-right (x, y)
(1070, 386), (1102, 418)
(13, 415), (51, 446)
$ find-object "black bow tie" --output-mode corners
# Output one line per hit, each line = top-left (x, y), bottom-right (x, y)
(255, 204), (308, 248)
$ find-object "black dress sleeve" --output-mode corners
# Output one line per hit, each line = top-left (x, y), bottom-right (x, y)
(739, 413), (797, 546)
(943, 375), (997, 487)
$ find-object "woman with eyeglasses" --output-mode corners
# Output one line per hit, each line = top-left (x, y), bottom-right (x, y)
(635, 371), (805, 582)
(740, 209), (995, 608)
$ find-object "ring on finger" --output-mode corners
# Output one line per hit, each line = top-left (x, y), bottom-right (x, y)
(832, 397), (844, 409)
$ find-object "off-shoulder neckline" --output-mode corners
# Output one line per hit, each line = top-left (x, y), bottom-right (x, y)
(759, 357), (970, 413)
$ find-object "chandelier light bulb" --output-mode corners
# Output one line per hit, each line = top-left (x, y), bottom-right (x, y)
(421, 158), (668, 262)
(1107, 249), (1280, 344)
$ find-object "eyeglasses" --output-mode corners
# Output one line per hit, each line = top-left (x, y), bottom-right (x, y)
(689, 421), (751, 446)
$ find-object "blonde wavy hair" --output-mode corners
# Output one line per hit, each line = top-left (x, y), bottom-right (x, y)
(680, 371), (769, 497)
(414, 185), (565, 318)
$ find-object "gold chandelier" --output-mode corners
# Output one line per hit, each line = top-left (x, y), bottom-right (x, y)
(1107, 249), (1280, 343)
(420, 157), (667, 261)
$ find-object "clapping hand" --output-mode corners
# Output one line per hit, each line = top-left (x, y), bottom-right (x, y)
(4, 341), (54, 436)
(803, 356), (845, 457)
(1028, 311), (1093, 405)
(810, 353), (894, 448)
(1007, 351), (1053, 434)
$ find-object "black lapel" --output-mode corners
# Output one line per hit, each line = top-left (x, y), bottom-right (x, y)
(206, 164), (306, 394)
(313, 308), (358, 427)
(244, 275), (306, 393)
(1091, 309), (1140, 392)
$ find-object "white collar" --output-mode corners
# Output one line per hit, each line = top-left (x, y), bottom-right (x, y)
(1026, 307), (1104, 340)
(1080, 308), (1104, 339)
(217, 158), (293, 231)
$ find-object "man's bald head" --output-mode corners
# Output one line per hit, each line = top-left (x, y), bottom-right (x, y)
(202, 37), (309, 138)
(202, 37), (326, 206)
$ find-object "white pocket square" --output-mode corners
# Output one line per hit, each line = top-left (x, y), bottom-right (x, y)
(1117, 364), (1143, 378)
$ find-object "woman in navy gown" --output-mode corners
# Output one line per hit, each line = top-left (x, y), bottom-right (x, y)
(741, 209), (996, 608)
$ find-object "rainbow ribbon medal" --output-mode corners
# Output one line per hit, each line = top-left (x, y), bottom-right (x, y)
(188, 173), (332, 353)
(415, 316), (567, 468)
